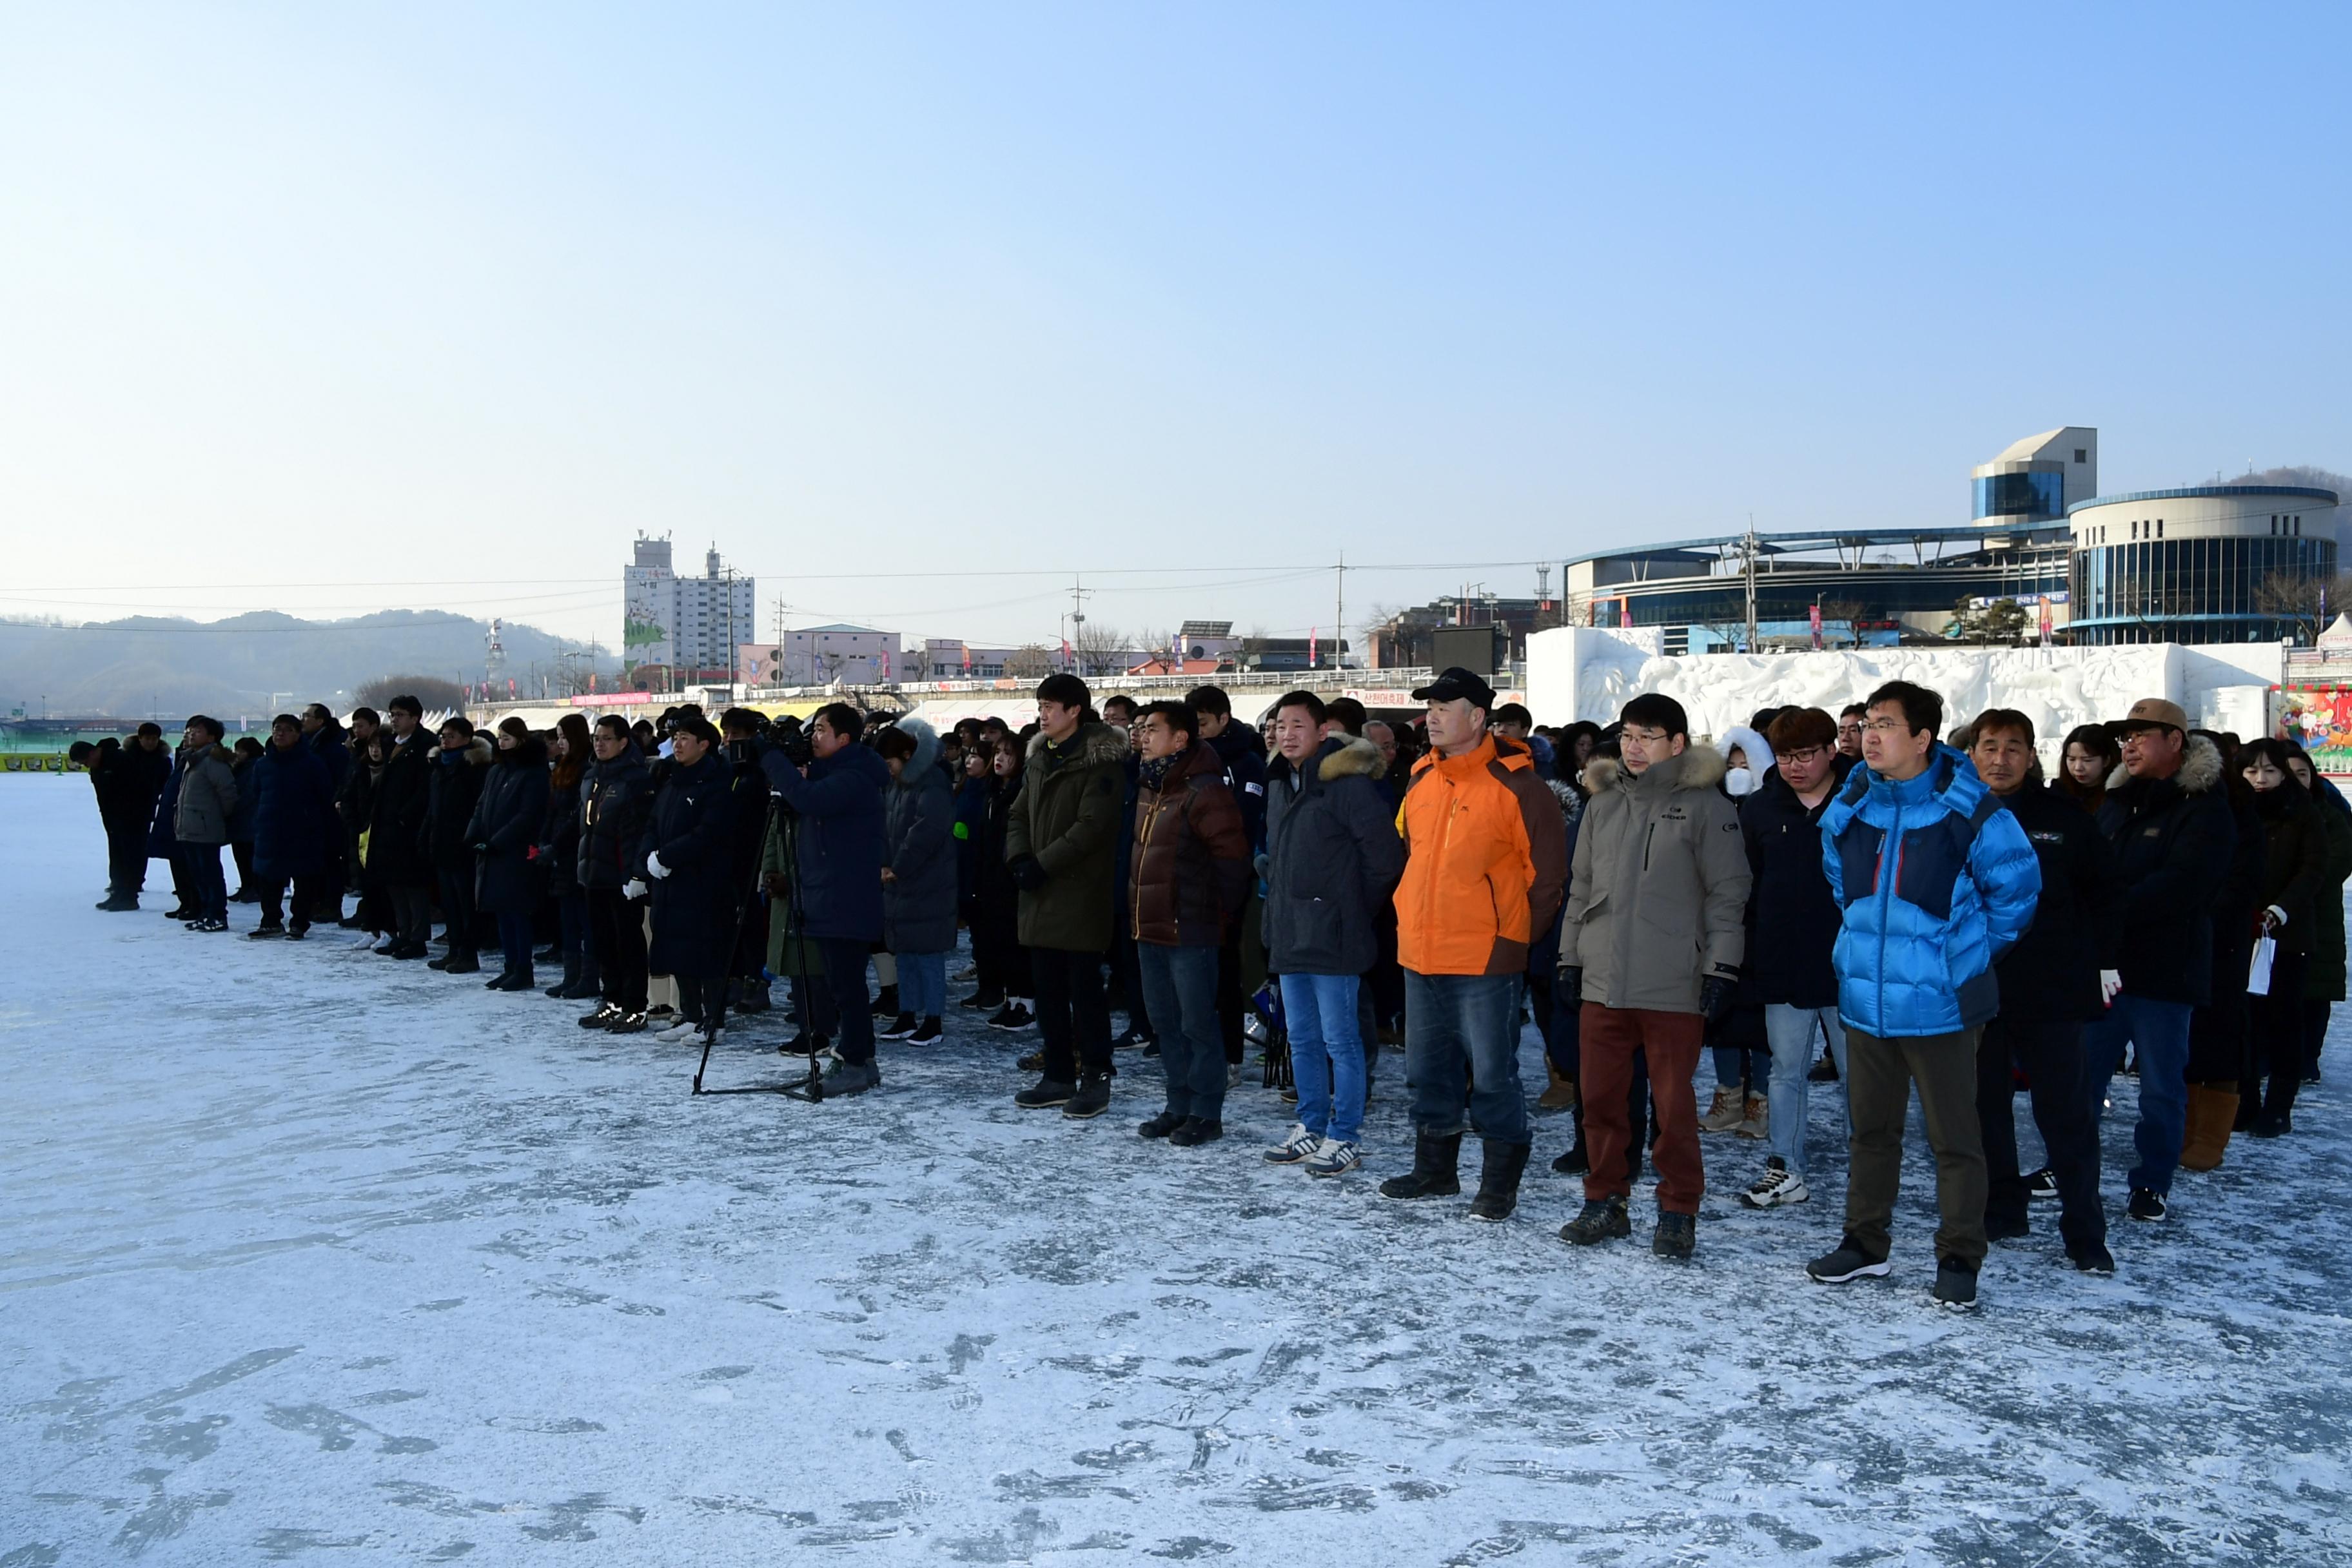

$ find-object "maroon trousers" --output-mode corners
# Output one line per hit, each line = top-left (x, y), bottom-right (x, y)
(1580, 1003), (1707, 1215)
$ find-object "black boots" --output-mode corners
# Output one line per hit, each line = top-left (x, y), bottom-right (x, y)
(1378, 1133), (1464, 1200)
(1466, 1141), (1531, 1222)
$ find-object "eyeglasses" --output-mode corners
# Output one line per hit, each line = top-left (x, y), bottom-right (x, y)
(1779, 745), (1828, 764)
(1621, 727), (1671, 745)
(1862, 718), (1910, 734)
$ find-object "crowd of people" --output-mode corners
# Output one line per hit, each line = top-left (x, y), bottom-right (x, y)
(70, 666), (2342, 1309)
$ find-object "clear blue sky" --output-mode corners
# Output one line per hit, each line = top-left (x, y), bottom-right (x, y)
(4, 3), (2345, 652)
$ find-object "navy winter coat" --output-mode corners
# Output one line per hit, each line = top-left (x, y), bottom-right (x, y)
(761, 738), (888, 943)
(1740, 767), (1843, 1010)
(251, 740), (337, 882)
(466, 738), (551, 916)
(883, 720), (959, 954)
(366, 729), (437, 887)
(1821, 745), (2041, 1038)
(1206, 723), (1270, 854)
(1261, 735), (1406, 975)
(145, 750), (186, 857)
(641, 750), (738, 975)
(1990, 780), (2118, 1023)
(426, 738), (494, 870)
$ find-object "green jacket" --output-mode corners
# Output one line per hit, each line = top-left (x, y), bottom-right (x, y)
(2305, 798), (2352, 1001)
(1004, 720), (1128, 952)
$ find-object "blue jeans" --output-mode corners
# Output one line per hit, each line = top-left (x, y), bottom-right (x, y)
(1139, 941), (1223, 1121)
(899, 950), (947, 1018)
(1764, 1003), (1848, 1175)
(2082, 995), (2192, 1197)
(1402, 969), (1529, 1146)
(178, 843), (227, 921)
(1280, 972), (1367, 1142)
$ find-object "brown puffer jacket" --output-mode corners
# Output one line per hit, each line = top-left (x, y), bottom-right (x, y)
(1130, 741), (1251, 946)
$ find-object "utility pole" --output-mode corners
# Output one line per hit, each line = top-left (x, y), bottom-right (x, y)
(1334, 551), (1347, 671)
(1068, 576), (1093, 673)
(1743, 515), (1759, 654)
(1536, 564), (1551, 632)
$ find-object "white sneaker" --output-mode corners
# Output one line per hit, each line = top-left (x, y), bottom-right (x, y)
(1264, 1123), (1320, 1164)
(1738, 1157), (1809, 1208)
(1227, 1061), (1245, 1089)
(654, 1021), (703, 1043)
(1303, 1137), (1360, 1179)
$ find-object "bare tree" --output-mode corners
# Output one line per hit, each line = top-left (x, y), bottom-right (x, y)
(1003, 644), (1055, 681)
(1073, 620), (1132, 678)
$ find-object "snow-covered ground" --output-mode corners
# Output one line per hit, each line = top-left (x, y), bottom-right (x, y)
(4, 775), (2348, 1566)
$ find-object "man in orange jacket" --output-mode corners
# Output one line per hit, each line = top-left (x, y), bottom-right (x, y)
(1379, 667), (1568, 1221)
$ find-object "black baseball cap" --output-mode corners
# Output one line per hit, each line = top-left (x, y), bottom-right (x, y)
(1411, 667), (1496, 712)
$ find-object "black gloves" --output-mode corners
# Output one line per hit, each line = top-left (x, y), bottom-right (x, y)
(1010, 855), (1048, 892)
(1558, 965), (1583, 1006)
(1699, 973), (1736, 1024)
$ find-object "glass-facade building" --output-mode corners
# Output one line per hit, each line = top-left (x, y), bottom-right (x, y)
(1973, 470), (2066, 522)
(2066, 486), (2340, 646)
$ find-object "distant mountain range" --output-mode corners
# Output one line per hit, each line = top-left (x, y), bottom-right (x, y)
(0, 610), (620, 721)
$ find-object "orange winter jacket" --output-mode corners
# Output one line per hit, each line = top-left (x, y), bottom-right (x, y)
(1393, 733), (1567, 976)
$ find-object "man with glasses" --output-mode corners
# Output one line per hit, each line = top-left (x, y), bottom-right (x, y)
(1807, 682), (2039, 1311)
(1734, 707), (1851, 1211)
(1558, 694), (1750, 1259)
(2080, 698), (2235, 1224)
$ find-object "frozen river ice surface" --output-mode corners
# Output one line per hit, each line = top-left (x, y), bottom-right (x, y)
(3, 776), (2349, 1565)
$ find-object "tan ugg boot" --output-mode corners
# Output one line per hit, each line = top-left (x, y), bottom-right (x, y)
(1700, 1085), (1745, 1133)
(2180, 1082), (2238, 1171)
(1538, 1060), (1580, 1112)
(1735, 1094), (1769, 1139)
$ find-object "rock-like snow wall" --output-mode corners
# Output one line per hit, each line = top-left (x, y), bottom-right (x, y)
(1527, 627), (2283, 756)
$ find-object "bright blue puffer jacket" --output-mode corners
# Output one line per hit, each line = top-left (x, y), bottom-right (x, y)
(1819, 745), (2041, 1039)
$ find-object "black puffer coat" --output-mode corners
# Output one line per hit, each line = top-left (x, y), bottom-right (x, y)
(884, 720), (959, 954)
(2096, 738), (2239, 1007)
(1261, 735), (1404, 975)
(467, 738), (551, 915)
(538, 763), (589, 894)
(251, 740), (337, 882)
(579, 743), (654, 892)
(1737, 766), (1842, 1010)
(642, 750), (738, 975)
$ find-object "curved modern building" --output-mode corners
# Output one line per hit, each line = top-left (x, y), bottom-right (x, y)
(1559, 426), (2341, 651)
(2066, 485), (2339, 645)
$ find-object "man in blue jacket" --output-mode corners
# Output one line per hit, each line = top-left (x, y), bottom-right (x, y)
(762, 702), (890, 1098)
(1807, 681), (2040, 1311)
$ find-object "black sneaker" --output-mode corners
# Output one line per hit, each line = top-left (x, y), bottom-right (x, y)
(1984, 1211), (2030, 1243)
(1807, 1237), (1892, 1284)
(604, 1011), (648, 1035)
(2127, 1187), (2168, 1222)
(373, 938), (401, 956)
(193, 916), (230, 933)
(247, 923), (286, 941)
(1168, 1116), (1221, 1146)
(1140, 1037), (1161, 1058)
(2068, 1241), (2117, 1275)
(1138, 1110), (1185, 1139)
(1652, 1211), (1696, 1261)
(1111, 1027), (1150, 1052)
(1015, 1077), (1075, 1110)
(868, 985), (899, 1019)
(2026, 1166), (2058, 1201)
(1559, 1196), (1631, 1246)
(578, 1003), (622, 1029)
(285, 924), (309, 941)
(877, 1012), (918, 1040)
(1933, 1256), (1980, 1311)
(646, 1005), (678, 1027)
(1063, 1074), (1112, 1120)
(908, 1017), (942, 1044)
(1550, 1138), (1591, 1176)
(990, 1002), (1035, 1032)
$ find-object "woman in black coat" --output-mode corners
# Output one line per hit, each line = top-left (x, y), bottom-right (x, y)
(425, 721), (495, 972)
(2239, 738), (2329, 1135)
(249, 717), (338, 937)
(640, 720), (740, 1038)
(467, 720), (551, 990)
(538, 714), (598, 999)
(968, 734), (1033, 1023)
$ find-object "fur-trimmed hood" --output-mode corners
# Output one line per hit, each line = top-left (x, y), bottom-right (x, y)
(1582, 741), (1728, 796)
(1269, 733), (1384, 789)
(2104, 733), (2222, 796)
(436, 735), (495, 767)
(1719, 725), (1775, 774)
(1025, 718), (1129, 770)
(892, 716), (943, 781)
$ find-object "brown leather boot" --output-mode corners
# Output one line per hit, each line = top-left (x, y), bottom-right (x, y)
(1538, 1060), (1580, 1112)
(2180, 1081), (2238, 1171)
